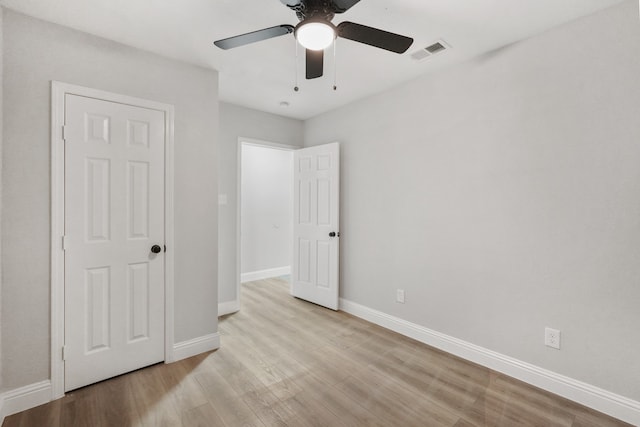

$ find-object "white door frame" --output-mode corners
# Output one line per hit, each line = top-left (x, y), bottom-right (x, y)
(235, 138), (298, 311)
(50, 81), (175, 399)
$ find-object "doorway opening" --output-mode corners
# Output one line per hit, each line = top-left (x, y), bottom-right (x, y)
(237, 139), (296, 305)
(235, 139), (341, 312)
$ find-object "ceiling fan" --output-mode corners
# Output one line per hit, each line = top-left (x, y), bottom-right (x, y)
(214, 0), (414, 80)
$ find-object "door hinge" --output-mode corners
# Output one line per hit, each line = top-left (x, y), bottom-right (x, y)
(62, 125), (68, 140)
(62, 235), (68, 251)
(62, 346), (67, 361)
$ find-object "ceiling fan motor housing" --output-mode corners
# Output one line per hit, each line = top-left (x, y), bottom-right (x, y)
(282, 0), (337, 22)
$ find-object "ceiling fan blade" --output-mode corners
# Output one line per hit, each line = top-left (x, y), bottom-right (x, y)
(337, 21), (413, 53)
(214, 25), (294, 50)
(332, 0), (361, 13)
(306, 49), (324, 79)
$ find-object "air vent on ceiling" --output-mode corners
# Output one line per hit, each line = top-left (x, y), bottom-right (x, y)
(411, 39), (450, 61)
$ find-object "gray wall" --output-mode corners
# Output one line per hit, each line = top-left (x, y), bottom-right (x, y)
(1, 10), (218, 390)
(305, 0), (640, 401)
(218, 102), (303, 304)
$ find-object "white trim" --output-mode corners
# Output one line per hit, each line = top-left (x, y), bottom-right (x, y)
(236, 138), (298, 312)
(241, 137), (299, 151)
(339, 298), (640, 426)
(218, 300), (240, 317)
(163, 91), (176, 364)
(50, 81), (65, 400)
(50, 81), (176, 393)
(235, 139), (242, 315)
(0, 9), (3, 422)
(241, 266), (291, 283)
(0, 381), (52, 423)
(172, 333), (221, 362)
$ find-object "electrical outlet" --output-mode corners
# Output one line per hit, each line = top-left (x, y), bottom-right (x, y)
(545, 327), (561, 350)
(396, 289), (405, 304)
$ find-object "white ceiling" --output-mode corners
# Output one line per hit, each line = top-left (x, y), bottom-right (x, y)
(0, 0), (624, 119)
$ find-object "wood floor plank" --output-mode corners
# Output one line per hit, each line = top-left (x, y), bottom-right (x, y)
(207, 394), (266, 427)
(2, 399), (61, 427)
(283, 390), (349, 427)
(2, 277), (633, 427)
(92, 373), (142, 426)
(129, 364), (182, 427)
(241, 387), (297, 426)
(181, 402), (226, 427)
(294, 373), (389, 427)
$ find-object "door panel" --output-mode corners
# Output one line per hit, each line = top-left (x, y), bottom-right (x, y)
(85, 266), (111, 352)
(292, 143), (340, 310)
(128, 161), (150, 239)
(64, 94), (165, 391)
(127, 262), (150, 341)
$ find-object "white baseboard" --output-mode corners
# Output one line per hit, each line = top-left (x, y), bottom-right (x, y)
(339, 298), (640, 426)
(172, 332), (220, 362)
(219, 300), (240, 317)
(241, 266), (290, 283)
(0, 380), (52, 423)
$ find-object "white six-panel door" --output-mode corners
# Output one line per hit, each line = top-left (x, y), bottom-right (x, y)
(292, 143), (340, 310)
(64, 94), (165, 391)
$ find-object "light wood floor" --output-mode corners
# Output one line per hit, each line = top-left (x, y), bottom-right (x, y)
(3, 277), (632, 427)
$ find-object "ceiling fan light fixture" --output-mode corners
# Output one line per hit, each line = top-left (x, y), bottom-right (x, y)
(295, 20), (336, 50)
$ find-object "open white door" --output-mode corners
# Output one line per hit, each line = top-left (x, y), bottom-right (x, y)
(292, 143), (340, 310)
(64, 94), (166, 391)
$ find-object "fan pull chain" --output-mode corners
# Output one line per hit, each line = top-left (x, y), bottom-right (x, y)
(294, 40), (300, 92)
(333, 41), (338, 91)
